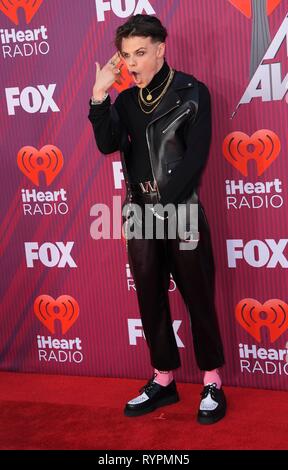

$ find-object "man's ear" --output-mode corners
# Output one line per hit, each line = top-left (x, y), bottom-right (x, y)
(157, 42), (166, 58)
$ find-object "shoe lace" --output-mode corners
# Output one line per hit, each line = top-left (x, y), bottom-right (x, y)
(201, 383), (217, 400)
(139, 376), (156, 394)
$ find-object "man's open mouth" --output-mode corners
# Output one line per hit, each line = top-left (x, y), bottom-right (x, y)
(130, 71), (141, 84)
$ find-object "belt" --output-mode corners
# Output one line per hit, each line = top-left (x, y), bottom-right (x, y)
(130, 180), (158, 194)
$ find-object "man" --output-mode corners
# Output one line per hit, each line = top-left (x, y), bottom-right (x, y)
(88, 14), (226, 424)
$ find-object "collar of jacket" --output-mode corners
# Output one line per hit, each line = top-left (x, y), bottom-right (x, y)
(147, 71), (197, 125)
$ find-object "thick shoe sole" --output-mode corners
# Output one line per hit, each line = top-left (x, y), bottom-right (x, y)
(124, 393), (180, 417)
(197, 406), (226, 425)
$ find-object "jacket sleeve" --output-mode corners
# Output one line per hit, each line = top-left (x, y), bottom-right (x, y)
(159, 82), (212, 206)
(88, 94), (124, 155)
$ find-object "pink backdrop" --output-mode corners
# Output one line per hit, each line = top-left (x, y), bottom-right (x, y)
(1, 0), (288, 390)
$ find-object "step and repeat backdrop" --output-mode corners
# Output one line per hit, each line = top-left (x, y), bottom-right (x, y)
(1, 0), (288, 390)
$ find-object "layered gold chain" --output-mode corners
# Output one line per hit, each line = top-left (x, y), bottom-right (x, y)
(138, 68), (175, 114)
(141, 67), (172, 103)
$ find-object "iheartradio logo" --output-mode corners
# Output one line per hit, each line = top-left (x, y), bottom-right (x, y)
(17, 145), (63, 186)
(34, 295), (79, 335)
(223, 130), (280, 176)
(236, 298), (288, 343)
(0, 0), (44, 25)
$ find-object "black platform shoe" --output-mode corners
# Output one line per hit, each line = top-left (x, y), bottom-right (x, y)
(197, 383), (227, 424)
(124, 378), (179, 417)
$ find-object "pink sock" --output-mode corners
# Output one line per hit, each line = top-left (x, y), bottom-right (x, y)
(153, 369), (173, 386)
(204, 369), (222, 389)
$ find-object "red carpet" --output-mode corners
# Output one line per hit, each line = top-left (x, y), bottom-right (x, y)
(0, 371), (287, 450)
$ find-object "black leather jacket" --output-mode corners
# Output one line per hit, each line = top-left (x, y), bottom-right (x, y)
(119, 71), (200, 207)
(89, 71), (211, 241)
(89, 70), (211, 212)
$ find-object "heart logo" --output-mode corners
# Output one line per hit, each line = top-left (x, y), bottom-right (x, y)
(17, 145), (63, 186)
(235, 298), (288, 343)
(34, 295), (79, 334)
(0, 0), (44, 25)
(228, 0), (281, 18)
(222, 130), (280, 176)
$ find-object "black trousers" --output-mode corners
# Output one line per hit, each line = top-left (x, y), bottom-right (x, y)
(126, 191), (225, 372)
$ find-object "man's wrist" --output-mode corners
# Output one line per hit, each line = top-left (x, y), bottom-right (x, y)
(91, 90), (108, 104)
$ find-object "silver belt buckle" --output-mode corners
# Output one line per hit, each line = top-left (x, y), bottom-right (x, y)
(139, 180), (157, 193)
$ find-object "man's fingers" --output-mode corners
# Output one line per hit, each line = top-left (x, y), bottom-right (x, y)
(109, 51), (121, 66)
(95, 62), (101, 77)
(112, 51), (121, 62)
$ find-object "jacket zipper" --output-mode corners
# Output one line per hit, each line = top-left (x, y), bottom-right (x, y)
(162, 108), (191, 134)
(146, 104), (180, 200)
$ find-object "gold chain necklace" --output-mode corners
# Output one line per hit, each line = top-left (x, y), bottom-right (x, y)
(142, 67), (172, 103)
(138, 69), (175, 114)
